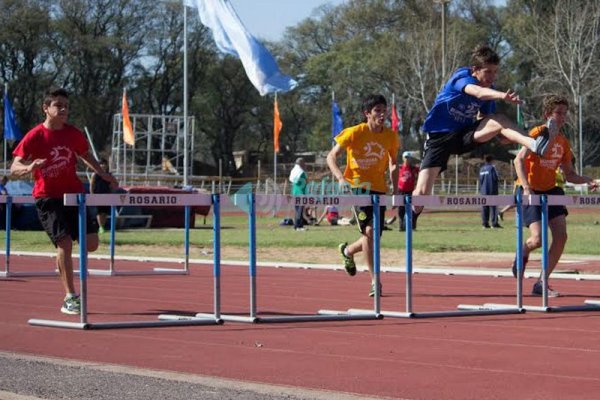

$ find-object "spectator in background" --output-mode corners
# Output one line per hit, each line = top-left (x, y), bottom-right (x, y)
(0, 176), (8, 195)
(316, 205), (339, 226)
(397, 152), (420, 231)
(289, 157), (308, 231)
(0, 176), (8, 228)
(479, 154), (501, 228)
(90, 158), (115, 234)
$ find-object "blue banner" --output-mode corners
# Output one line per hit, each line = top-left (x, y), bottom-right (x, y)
(332, 101), (343, 142)
(3, 92), (22, 141)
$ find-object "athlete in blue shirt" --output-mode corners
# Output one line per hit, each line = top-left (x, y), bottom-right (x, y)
(413, 45), (558, 216)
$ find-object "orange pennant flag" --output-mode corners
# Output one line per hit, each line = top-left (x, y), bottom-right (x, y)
(122, 89), (135, 146)
(273, 98), (282, 153)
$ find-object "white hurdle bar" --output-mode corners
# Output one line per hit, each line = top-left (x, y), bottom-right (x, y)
(0, 195), (61, 278)
(29, 193), (222, 329)
(472, 194), (600, 313)
(351, 195), (526, 318)
(164, 193), (383, 324)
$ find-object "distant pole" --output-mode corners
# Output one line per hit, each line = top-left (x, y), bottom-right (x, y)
(3, 84), (7, 173)
(434, 0), (451, 78)
(578, 95), (583, 175)
(183, 1), (189, 186)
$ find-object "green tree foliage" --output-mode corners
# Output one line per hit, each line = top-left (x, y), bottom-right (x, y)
(2, 0), (600, 176)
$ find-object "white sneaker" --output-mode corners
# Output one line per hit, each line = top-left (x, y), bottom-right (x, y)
(546, 117), (559, 138)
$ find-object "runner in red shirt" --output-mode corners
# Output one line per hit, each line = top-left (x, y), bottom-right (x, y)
(11, 87), (118, 315)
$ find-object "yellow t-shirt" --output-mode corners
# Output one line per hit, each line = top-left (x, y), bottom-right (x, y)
(335, 122), (400, 193)
(521, 125), (572, 191)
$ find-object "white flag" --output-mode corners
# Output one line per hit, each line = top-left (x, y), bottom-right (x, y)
(189, 0), (297, 96)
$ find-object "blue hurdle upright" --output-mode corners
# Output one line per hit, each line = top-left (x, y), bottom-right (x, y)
(28, 193), (222, 329)
(470, 194), (600, 313)
(0, 195), (60, 278)
(162, 193), (383, 324)
(350, 194), (526, 318)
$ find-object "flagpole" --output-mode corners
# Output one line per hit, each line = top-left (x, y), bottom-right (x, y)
(183, 1), (189, 187)
(3, 84), (7, 173)
(122, 88), (127, 186)
(273, 93), (278, 203)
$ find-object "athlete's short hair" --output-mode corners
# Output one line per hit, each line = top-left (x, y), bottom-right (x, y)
(471, 45), (500, 68)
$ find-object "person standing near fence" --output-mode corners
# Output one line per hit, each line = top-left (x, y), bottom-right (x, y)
(397, 152), (419, 231)
(513, 94), (598, 297)
(289, 157), (308, 231)
(11, 87), (118, 314)
(90, 158), (115, 234)
(327, 94), (399, 297)
(479, 154), (501, 228)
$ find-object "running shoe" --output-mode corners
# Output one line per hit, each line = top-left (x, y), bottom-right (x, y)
(338, 242), (356, 276)
(533, 118), (559, 157)
(512, 254), (529, 278)
(61, 295), (81, 315)
(369, 282), (382, 297)
(531, 281), (560, 297)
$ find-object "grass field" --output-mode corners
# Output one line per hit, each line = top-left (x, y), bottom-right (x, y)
(2, 208), (599, 261)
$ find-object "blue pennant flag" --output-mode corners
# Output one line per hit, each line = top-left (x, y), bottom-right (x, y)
(3, 92), (22, 141)
(332, 101), (343, 142)
(191, 0), (297, 96)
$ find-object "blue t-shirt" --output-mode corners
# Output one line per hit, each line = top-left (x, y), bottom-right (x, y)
(422, 67), (496, 134)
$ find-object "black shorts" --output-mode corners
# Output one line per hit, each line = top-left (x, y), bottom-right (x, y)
(35, 198), (99, 247)
(96, 206), (111, 215)
(351, 189), (386, 236)
(421, 122), (481, 172)
(521, 187), (569, 227)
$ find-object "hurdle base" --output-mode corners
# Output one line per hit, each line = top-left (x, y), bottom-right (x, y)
(1, 271), (58, 278)
(479, 302), (600, 313)
(257, 312), (381, 323)
(584, 300), (600, 306)
(195, 312), (258, 323)
(349, 307), (523, 318)
(30, 317), (221, 330)
(28, 319), (89, 330)
(347, 308), (412, 318)
(158, 313), (224, 324)
(317, 309), (384, 319)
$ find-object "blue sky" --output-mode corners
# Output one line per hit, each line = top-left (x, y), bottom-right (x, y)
(229, 0), (506, 42)
(230, 0), (348, 41)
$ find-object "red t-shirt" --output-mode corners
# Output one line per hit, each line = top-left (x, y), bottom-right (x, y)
(397, 163), (419, 192)
(13, 123), (88, 198)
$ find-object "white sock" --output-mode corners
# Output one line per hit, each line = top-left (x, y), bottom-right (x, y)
(66, 293), (77, 299)
(528, 137), (537, 152)
(344, 248), (351, 257)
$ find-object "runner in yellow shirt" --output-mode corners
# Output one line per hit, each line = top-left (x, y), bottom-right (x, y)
(327, 94), (399, 297)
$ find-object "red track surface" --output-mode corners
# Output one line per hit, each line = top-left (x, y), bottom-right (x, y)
(2, 254), (600, 399)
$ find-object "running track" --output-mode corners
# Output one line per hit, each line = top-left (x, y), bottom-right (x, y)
(2, 255), (600, 399)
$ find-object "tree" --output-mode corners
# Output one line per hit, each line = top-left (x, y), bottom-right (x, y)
(50, 0), (153, 152)
(507, 0), (600, 167)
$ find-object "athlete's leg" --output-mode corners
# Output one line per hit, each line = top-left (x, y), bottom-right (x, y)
(412, 167), (441, 214)
(474, 114), (536, 151)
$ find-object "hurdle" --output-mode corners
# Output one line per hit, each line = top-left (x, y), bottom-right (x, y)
(0, 195), (61, 278)
(28, 193), (222, 329)
(84, 196), (193, 276)
(350, 194), (525, 318)
(162, 193), (383, 324)
(470, 194), (600, 313)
